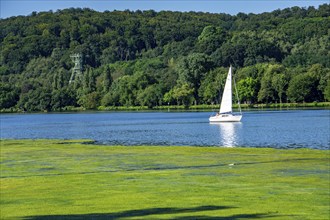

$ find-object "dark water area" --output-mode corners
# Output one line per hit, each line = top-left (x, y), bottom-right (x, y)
(1, 110), (329, 149)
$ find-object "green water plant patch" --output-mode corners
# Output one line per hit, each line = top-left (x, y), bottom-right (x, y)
(0, 139), (329, 219)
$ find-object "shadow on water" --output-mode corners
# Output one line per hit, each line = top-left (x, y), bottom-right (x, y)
(23, 205), (283, 220)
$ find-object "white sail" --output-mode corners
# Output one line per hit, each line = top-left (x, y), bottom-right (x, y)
(219, 66), (232, 114)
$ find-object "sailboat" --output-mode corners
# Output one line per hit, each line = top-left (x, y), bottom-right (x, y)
(209, 66), (242, 122)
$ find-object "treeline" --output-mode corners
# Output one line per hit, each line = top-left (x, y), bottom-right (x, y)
(0, 5), (329, 111)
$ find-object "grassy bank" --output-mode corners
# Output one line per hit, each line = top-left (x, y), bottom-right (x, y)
(1, 102), (330, 113)
(0, 139), (329, 219)
(97, 102), (330, 111)
(155, 102), (330, 110)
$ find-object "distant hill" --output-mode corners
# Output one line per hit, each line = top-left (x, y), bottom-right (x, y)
(1, 4), (329, 111)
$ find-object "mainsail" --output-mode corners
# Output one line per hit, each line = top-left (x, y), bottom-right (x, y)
(219, 66), (232, 114)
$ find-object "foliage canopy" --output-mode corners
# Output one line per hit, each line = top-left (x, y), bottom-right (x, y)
(1, 5), (329, 111)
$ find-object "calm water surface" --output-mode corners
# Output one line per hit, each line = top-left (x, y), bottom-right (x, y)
(1, 110), (329, 149)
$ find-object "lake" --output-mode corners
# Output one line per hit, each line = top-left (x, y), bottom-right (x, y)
(0, 109), (329, 149)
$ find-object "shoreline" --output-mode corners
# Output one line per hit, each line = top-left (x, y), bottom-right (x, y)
(1, 138), (329, 151)
(1, 102), (330, 113)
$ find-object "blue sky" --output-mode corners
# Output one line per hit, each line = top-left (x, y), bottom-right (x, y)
(1, 0), (328, 19)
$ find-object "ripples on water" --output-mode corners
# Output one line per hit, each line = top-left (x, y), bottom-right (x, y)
(0, 110), (329, 149)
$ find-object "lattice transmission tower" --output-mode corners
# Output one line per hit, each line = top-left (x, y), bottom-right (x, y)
(69, 53), (83, 84)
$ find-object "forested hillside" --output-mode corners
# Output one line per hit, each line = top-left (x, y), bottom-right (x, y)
(1, 5), (329, 111)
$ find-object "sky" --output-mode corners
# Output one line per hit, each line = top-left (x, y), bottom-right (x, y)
(1, 0), (328, 19)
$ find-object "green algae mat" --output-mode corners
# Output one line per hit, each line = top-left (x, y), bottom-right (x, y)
(0, 139), (329, 219)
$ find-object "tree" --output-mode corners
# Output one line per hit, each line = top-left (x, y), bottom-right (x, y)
(258, 73), (274, 103)
(172, 83), (194, 107)
(102, 65), (112, 94)
(83, 67), (96, 93)
(163, 89), (175, 105)
(212, 42), (245, 67)
(111, 75), (136, 106)
(272, 73), (287, 104)
(52, 68), (66, 90)
(198, 68), (227, 104)
(137, 84), (163, 108)
(258, 64), (285, 103)
(17, 87), (52, 112)
(237, 77), (258, 104)
(324, 79), (330, 101)
(287, 73), (318, 102)
(307, 64), (328, 101)
(176, 53), (213, 104)
(0, 82), (19, 109)
(51, 87), (77, 110)
(196, 26), (226, 55)
(78, 92), (100, 109)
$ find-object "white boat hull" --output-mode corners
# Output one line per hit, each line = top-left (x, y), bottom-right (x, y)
(209, 114), (242, 122)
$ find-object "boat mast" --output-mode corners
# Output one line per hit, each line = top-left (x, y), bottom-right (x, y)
(232, 67), (242, 115)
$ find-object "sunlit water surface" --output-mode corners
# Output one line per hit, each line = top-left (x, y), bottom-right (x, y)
(1, 110), (329, 149)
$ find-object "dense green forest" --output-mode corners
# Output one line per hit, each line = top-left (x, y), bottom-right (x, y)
(1, 5), (329, 111)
